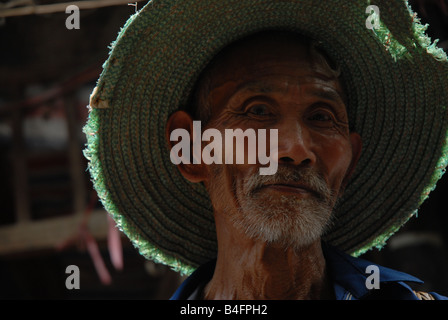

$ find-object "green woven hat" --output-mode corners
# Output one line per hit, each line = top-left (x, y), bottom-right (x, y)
(84, 0), (448, 275)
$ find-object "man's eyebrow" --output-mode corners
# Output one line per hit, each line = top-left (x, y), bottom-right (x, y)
(236, 82), (276, 93)
(232, 81), (346, 104)
(307, 88), (346, 104)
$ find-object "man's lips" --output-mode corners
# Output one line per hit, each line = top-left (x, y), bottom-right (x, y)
(260, 183), (319, 197)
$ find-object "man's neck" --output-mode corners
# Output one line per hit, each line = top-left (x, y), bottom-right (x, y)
(203, 214), (334, 300)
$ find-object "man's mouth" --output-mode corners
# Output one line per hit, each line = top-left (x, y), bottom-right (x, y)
(260, 182), (319, 197)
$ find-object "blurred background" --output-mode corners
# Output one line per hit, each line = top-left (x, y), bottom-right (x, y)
(0, 0), (447, 299)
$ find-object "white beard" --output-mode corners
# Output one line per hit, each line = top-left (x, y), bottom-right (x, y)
(234, 190), (335, 250)
(231, 166), (337, 250)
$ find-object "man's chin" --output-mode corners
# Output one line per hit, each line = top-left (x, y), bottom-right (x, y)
(233, 195), (334, 250)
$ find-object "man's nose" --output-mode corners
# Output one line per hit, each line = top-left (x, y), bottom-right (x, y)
(276, 120), (316, 166)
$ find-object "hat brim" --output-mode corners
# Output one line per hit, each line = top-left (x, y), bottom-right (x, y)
(84, 0), (448, 274)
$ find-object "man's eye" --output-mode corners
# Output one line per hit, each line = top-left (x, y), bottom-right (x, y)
(246, 104), (271, 116)
(307, 110), (336, 127)
(308, 112), (333, 122)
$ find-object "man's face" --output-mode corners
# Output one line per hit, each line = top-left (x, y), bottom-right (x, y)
(187, 33), (361, 249)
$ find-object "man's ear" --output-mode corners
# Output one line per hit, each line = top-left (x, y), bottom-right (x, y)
(165, 110), (208, 183)
(341, 132), (362, 191)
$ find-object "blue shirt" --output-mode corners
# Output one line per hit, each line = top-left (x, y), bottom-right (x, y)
(170, 243), (447, 300)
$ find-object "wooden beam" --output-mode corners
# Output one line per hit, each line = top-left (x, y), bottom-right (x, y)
(0, 209), (110, 255)
(0, 65), (101, 117)
(0, 0), (146, 18)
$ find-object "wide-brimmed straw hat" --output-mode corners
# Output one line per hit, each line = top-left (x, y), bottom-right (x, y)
(84, 0), (448, 275)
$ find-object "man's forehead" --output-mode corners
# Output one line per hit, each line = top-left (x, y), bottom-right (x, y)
(204, 32), (342, 92)
(207, 37), (314, 83)
(237, 78), (344, 96)
(210, 77), (346, 106)
(191, 31), (347, 121)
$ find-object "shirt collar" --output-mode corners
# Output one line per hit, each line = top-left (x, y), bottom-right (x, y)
(322, 243), (423, 299)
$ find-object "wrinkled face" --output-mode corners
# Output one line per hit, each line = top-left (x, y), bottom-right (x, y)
(192, 33), (361, 249)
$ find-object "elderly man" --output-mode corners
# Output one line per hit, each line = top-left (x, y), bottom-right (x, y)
(85, 0), (448, 300)
(166, 31), (361, 299)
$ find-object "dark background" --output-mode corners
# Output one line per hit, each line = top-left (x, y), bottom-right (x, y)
(0, 0), (447, 299)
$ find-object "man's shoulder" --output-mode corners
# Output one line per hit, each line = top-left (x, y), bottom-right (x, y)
(323, 244), (448, 300)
